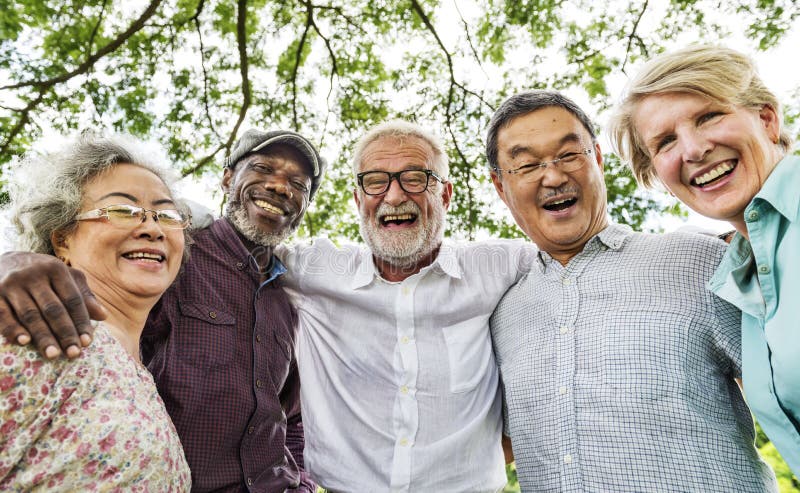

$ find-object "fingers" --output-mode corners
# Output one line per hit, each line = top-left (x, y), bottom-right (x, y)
(56, 267), (105, 348)
(0, 252), (97, 360)
(8, 289), (65, 359)
(0, 297), (30, 345)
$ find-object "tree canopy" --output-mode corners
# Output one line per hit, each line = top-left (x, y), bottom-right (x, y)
(1, 0), (798, 239)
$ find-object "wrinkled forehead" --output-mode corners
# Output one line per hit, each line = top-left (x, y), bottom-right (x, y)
(359, 135), (435, 172)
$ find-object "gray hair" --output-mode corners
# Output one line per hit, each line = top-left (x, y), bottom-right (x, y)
(486, 90), (597, 172)
(610, 44), (792, 189)
(351, 119), (449, 178)
(9, 132), (181, 256)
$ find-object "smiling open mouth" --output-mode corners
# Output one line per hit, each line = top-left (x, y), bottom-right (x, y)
(692, 161), (736, 187)
(254, 199), (285, 215)
(381, 213), (417, 226)
(123, 251), (165, 263)
(543, 198), (577, 211)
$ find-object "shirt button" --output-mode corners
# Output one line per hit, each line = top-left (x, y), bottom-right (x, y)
(402, 287), (410, 295)
(564, 454), (573, 464)
(236, 262), (245, 270)
(559, 326), (570, 334)
(209, 311), (217, 319)
(400, 438), (409, 446)
(247, 477), (253, 486)
(562, 277), (571, 286)
(256, 379), (263, 388)
(758, 264), (770, 274)
(248, 426), (255, 434)
(559, 386), (568, 395)
(401, 336), (410, 344)
(400, 385), (409, 394)
(256, 335), (262, 343)
(747, 210), (759, 221)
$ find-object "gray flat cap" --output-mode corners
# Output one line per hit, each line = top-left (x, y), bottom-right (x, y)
(225, 129), (327, 200)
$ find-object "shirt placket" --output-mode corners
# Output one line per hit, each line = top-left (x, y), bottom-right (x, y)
(389, 275), (422, 492)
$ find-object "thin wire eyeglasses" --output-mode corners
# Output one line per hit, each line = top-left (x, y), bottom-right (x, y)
(496, 147), (594, 180)
(75, 204), (191, 230)
(356, 169), (446, 196)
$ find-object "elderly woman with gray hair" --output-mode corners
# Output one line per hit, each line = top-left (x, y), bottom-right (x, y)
(610, 44), (800, 475)
(0, 133), (191, 490)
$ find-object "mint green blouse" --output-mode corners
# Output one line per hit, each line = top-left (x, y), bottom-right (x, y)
(709, 153), (800, 474)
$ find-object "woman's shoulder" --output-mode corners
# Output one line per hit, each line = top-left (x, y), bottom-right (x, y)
(0, 324), (190, 491)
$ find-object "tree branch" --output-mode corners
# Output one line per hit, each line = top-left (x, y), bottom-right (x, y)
(183, 0), (250, 176)
(0, 90), (46, 157)
(192, 0), (220, 139)
(1, 0), (164, 91)
(86, 0), (110, 55)
(622, 0), (649, 73)
(292, 2), (314, 130)
(410, 0), (455, 123)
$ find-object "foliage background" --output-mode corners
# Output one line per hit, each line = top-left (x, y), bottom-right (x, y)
(1, 0), (799, 489)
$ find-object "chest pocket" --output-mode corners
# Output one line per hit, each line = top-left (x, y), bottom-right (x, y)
(441, 315), (493, 393)
(602, 309), (690, 400)
(175, 302), (237, 370)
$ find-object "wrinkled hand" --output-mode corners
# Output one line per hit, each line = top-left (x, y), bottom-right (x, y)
(0, 251), (106, 359)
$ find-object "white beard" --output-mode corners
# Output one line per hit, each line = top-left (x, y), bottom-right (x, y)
(358, 198), (446, 269)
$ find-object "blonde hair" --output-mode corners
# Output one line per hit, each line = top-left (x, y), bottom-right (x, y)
(610, 45), (792, 188)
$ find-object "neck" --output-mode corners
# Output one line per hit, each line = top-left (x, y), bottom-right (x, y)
(234, 227), (276, 279)
(731, 218), (749, 240)
(374, 246), (440, 282)
(91, 289), (152, 362)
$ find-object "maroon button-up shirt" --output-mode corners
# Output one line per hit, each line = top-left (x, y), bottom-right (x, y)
(141, 218), (314, 492)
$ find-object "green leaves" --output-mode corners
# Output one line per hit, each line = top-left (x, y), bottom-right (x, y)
(1, 0), (798, 241)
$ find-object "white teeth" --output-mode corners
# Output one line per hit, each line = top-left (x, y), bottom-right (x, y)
(254, 200), (284, 215)
(549, 199), (570, 206)
(694, 161), (735, 186)
(383, 214), (414, 222)
(124, 252), (163, 262)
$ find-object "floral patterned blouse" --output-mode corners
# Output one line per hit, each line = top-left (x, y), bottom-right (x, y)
(0, 323), (191, 491)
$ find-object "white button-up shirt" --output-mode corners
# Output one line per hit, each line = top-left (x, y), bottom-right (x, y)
(278, 239), (534, 492)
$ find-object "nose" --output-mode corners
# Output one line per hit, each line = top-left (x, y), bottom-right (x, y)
(678, 128), (712, 163)
(265, 179), (294, 199)
(382, 177), (408, 206)
(539, 162), (569, 189)
(135, 212), (165, 240)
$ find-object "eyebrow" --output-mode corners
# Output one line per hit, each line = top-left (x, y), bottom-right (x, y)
(508, 132), (584, 160)
(96, 192), (175, 206)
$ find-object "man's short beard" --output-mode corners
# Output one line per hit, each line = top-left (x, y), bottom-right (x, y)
(358, 198), (446, 269)
(225, 198), (296, 247)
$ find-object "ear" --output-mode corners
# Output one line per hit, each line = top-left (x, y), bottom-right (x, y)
(221, 167), (234, 193)
(51, 229), (71, 261)
(758, 104), (781, 143)
(594, 142), (604, 171)
(440, 180), (453, 211)
(490, 170), (509, 205)
(353, 187), (361, 209)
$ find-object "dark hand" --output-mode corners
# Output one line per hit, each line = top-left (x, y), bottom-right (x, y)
(0, 251), (106, 359)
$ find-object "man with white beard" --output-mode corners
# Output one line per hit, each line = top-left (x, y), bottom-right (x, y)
(277, 120), (535, 491)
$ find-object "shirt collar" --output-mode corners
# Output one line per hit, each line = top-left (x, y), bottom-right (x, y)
(211, 217), (286, 283)
(349, 241), (461, 289)
(752, 154), (800, 222)
(535, 222), (631, 269)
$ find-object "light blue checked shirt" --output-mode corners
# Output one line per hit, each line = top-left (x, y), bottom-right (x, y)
(709, 154), (800, 475)
(491, 224), (777, 492)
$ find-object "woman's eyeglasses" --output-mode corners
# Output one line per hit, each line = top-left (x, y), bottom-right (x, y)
(75, 204), (190, 230)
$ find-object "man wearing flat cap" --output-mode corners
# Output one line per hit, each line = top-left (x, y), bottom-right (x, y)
(141, 129), (324, 491)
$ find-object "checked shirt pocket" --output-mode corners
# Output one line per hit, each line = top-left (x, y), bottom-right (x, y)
(175, 302), (237, 370)
(602, 309), (690, 400)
